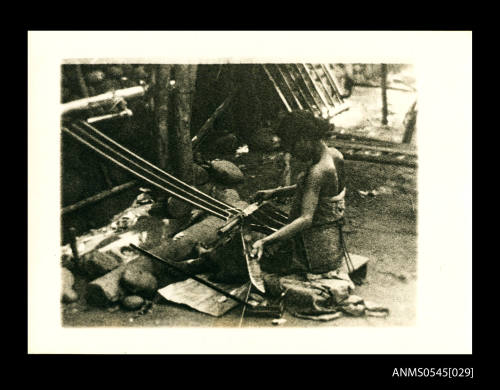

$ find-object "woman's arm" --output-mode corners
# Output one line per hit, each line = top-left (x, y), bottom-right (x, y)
(254, 184), (297, 201)
(251, 167), (322, 258)
(273, 184), (298, 197)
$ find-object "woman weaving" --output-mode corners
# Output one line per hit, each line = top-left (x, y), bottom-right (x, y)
(251, 111), (347, 275)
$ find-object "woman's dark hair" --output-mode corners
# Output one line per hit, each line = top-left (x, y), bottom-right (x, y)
(275, 111), (333, 150)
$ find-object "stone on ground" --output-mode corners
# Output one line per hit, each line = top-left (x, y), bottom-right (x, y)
(121, 268), (158, 298)
(121, 295), (145, 311)
(209, 160), (244, 185)
(62, 267), (78, 303)
(80, 250), (122, 280)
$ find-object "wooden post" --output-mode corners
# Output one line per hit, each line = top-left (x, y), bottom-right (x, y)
(402, 100), (417, 144)
(68, 227), (80, 262)
(149, 66), (156, 111)
(153, 65), (172, 171)
(381, 64), (388, 125)
(167, 65), (197, 219)
(170, 64), (197, 185)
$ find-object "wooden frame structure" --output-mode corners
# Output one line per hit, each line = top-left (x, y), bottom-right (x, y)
(262, 63), (350, 119)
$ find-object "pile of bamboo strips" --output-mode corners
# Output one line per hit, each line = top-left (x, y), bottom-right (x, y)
(262, 64), (349, 118)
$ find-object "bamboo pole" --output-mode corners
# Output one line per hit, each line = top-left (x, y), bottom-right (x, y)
(321, 64), (344, 105)
(61, 86), (148, 116)
(329, 102), (350, 117)
(262, 64), (292, 113)
(131, 244), (254, 308)
(332, 139), (417, 157)
(341, 153), (416, 168)
(284, 64), (316, 113)
(331, 132), (417, 149)
(352, 82), (414, 93)
(309, 64), (337, 107)
(274, 64), (303, 110)
(61, 181), (136, 215)
(86, 109), (133, 124)
(293, 63), (322, 110)
(192, 90), (237, 150)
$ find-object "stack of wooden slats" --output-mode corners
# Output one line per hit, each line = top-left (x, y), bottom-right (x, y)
(262, 64), (349, 118)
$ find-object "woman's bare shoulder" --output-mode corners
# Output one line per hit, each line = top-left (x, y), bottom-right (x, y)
(328, 146), (344, 160)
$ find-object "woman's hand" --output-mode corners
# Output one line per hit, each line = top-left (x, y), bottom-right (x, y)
(253, 189), (277, 202)
(250, 239), (265, 260)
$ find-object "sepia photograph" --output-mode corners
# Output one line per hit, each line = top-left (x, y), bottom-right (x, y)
(28, 31), (472, 354)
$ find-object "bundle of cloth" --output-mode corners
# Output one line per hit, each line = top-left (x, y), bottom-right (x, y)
(263, 269), (389, 321)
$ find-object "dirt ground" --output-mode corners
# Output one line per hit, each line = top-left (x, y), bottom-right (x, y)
(334, 86), (417, 143)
